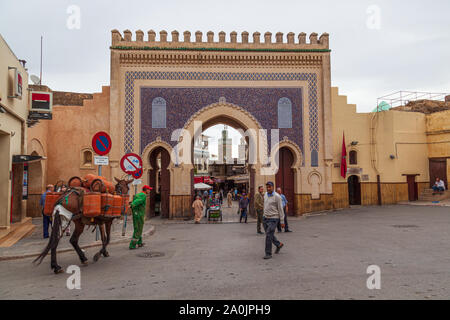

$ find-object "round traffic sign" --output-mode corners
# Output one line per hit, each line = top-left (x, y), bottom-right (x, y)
(92, 131), (112, 156)
(131, 168), (143, 179)
(120, 153), (143, 176)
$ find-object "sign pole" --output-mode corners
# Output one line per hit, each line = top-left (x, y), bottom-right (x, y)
(95, 164), (102, 241)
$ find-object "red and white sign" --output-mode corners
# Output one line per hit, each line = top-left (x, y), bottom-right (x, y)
(30, 91), (53, 112)
(120, 153), (143, 177)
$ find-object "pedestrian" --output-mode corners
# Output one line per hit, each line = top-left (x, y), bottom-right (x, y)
(40, 184), (54, 239)
(276, 187), (292, 233)
(239, 193), (249, 223)
(205, 193), (211, 217)
(432, 177), (446, 194)
(254, 185), (264, 234)
(227, 191), (233, 207)
(234, 188), (238, 200)
(192, 195), (204, 224)
(129, 185), (152, 250)
(219, 190), (223, 204)
(262, 182), (285, 259)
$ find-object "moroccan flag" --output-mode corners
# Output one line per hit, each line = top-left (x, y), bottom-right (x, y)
(341, 132), (347, 178)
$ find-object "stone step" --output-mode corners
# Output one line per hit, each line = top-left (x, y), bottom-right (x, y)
(0, 218), (36, 248)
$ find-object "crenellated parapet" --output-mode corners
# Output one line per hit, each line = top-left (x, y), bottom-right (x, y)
(110, 29), (330, 51)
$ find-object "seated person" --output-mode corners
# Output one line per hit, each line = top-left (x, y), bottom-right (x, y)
(432, 177), (446, 194)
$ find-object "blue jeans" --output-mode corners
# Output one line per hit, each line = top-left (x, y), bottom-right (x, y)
(42, 210), (52, 238)
(432, 186), (444, 192)
(263, 217), (281, 255)
(240, 208), (247, 223)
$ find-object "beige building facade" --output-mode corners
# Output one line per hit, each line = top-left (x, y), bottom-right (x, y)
(0, 34), (30, 237)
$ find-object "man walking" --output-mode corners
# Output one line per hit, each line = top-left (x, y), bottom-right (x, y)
(129, 185), (152, 250)
(239, 193), (249, 223)
(227, 191), (233, 207)
(40, 184), (53, 239)
(254, 186), (264, 234)
(263, 182), (285, 259)
(276, 187), (292, 233)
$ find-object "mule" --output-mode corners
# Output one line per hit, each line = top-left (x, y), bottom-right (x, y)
(33, 177), (133, 274)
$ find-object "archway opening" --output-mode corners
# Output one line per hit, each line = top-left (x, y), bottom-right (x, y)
(192, 118), (255, 222)
(148, 147), (171, 218)
(27, 151), (43, 218)
(347, 175), (361, 205)
(274, 147), (295, 216)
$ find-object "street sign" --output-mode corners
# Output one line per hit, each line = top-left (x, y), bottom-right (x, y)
(131, 168), (143, 179)
(94, 156), (109, 166)
(120, 153), (143, 176)
(92, 131), (112, 156)
(132, 179), (142, 185)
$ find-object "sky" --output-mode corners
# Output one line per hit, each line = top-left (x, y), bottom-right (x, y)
(1, 0), (449, 114)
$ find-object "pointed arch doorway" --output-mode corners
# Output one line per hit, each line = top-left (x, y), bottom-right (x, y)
(275, 147), (295, 215)
(148, 147), (171, 218)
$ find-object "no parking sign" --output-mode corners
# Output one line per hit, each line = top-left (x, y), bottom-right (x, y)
(92, 131), (112, 156)
(120, 153), (143, 179)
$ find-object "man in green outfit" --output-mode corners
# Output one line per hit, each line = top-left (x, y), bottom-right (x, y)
(129, 185), (152, 250)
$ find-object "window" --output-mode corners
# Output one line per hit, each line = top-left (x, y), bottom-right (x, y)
(349, 150), (357, 165)
(152, 97), (166, 128)
(81, 149), (93, 167)
(278, 97), (292, 128)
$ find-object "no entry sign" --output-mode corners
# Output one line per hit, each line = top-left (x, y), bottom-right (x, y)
(92, 131), (112, 156)
(120, 153), (143, 178)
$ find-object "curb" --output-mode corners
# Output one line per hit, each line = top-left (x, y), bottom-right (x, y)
(0, 225), (156, 262)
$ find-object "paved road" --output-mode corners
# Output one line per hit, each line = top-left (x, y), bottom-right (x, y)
(1, 205), (450, 299)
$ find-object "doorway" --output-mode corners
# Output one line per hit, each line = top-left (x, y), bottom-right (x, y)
(406, 175), (418, 201)
(275, 147), (295, 215)
(429, 158), (448, 189)
(347, 175), (361, 205)
(148, 147), (171, 218)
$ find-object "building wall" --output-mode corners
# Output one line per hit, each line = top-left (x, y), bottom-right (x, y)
(0, 34), (29, 234)
(27, 86), (111, 213)
(331, 87), (430, 207)
(426, 109), (450, 186)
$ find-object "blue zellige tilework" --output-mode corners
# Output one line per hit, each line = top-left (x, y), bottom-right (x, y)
(124, 71), (319, 166)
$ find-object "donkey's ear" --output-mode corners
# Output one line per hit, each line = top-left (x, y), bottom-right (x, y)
(126, 179), (134, 185)
(114, 177), (121, 183)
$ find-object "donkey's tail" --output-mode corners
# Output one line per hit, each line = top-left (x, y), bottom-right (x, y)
(33, 210), (61, 265)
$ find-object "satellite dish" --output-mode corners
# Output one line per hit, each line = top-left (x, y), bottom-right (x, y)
(30, 75), (40, 85)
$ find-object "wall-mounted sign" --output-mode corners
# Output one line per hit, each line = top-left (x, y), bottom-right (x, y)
(15, 70), (23, 98)
(347, 167), (362, 175)
(30, 91), (53, 112)
(94, 156), (109, 166)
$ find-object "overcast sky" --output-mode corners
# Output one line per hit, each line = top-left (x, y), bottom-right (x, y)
(1, 0), (449, 114)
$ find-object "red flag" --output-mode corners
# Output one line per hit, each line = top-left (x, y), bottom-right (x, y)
(341, 132), (347, 178)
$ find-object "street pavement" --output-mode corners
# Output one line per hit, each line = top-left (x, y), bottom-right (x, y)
(1, 204), (450, 299)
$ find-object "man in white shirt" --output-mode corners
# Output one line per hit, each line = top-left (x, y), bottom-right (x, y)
(432, 177), (446, 194)
(262, 181), (285, 259)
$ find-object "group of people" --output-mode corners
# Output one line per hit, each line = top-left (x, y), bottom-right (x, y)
(191, 182), (292, 259)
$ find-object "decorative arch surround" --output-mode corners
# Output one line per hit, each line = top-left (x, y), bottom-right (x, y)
(182, 102), (266, 164)
(270, 137), (304, 168)
(124, 71), (319, 166)
(141, 138), (174, 170)
(28, 138), (45, 157)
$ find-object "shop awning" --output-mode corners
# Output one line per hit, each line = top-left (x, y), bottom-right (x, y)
(12, 155), (43, 163)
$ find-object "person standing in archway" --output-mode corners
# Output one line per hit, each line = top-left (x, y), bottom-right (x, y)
(254, 186), (264, 235)
(227, 191), (232, 207)
(129, 185), (152, 250)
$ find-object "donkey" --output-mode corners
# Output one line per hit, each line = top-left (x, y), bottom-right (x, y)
(33, 177), (133, 274)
